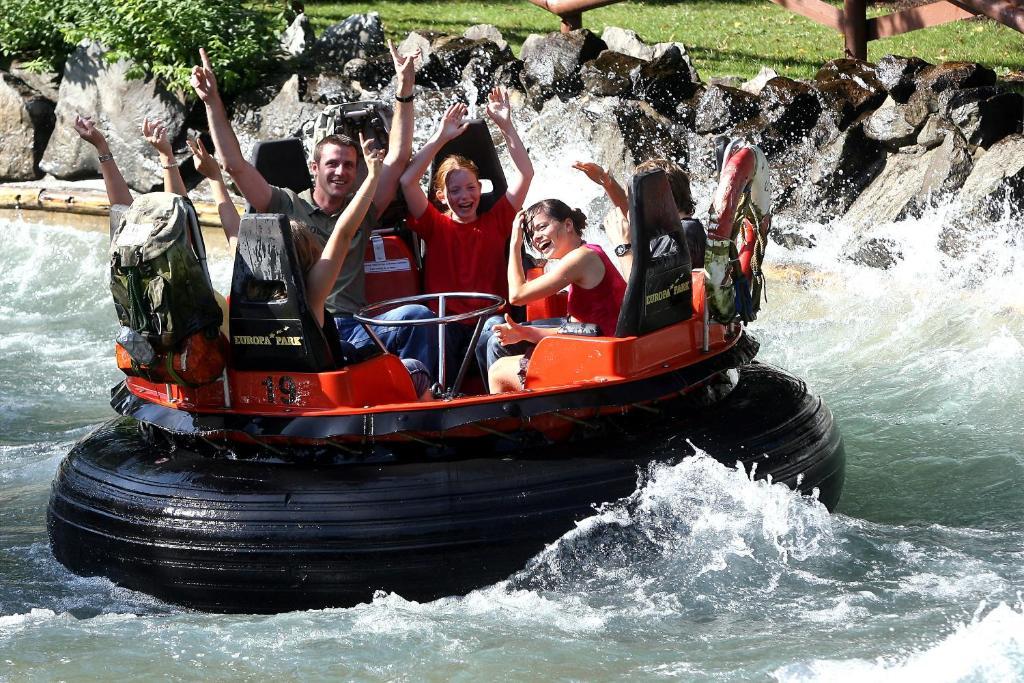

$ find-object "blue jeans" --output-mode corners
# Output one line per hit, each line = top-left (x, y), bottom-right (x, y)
(477, 316), (562, 385)
(334, 304), (439, 381)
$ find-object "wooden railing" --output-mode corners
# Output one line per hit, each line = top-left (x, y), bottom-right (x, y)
(525, 0), (1024, 59)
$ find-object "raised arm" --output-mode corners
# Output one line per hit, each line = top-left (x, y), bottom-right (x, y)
(573, 161), (628, 216)
(142, 117), (187, 196)
(190, 47), (273, 212)
(505, 210), (586, 306)
(486, 87), (534, 211)
(372, 41), (420, 213)
(399, 101), (469, 220)
(186, 136), (239, 250)
(306, 135), (384, 319)
(74, 115), (133, 207)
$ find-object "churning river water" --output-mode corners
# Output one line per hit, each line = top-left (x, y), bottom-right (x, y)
(2, 123), (1024, 680)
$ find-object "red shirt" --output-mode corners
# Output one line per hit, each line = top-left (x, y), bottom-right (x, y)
(567, 244), (627, 336)
(406, 196), (516, 316)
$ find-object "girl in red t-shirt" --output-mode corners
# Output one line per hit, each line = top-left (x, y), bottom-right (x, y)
(399, 88), (534, 382)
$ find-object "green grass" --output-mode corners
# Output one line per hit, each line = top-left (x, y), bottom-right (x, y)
(301, 0), (1024, 80)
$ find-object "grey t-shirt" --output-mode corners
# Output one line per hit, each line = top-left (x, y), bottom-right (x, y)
(265, 186), (377, 316)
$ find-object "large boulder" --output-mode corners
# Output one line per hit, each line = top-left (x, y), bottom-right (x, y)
(759, 77), (821, 135)
(256, 74), (323, 141)
(842, 128), (972, 227)
(9, 61), (60, 103)
(741, 67), (780, 96)
(0, 72), (56, 181)
(520, 29), (606, 103)
(417, 37), (514, 97)
(956, 134), (1024, 220)
(600, 26), (654, 60)
(694, 84), (759, 134)
(39, 41), (187, 191)
(311, 12), (387, 65)
(464, 24), (508, 52)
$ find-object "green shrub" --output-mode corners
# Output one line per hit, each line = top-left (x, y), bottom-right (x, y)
(0, 0), (286, 95)
(0, 0), (80, 72)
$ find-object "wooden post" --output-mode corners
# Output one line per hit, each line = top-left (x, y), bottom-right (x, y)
(560, 11), (583, 30)
(843, 0), (868, 59)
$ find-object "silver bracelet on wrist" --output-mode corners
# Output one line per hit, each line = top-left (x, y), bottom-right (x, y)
(97, 153), (114, 163)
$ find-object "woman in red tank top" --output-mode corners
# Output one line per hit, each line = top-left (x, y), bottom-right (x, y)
(488, 199), (626, 393)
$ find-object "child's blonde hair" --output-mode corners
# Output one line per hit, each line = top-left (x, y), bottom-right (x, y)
(289, 220), (326, 275)
(433, 155), (480, 204)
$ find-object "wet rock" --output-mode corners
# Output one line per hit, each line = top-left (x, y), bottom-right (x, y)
(875, 55), (930, 102)
(397, 31), (442, 66)
(0, 72), (56, 181)
(957, 134), (1024, 220)
(308, 71), (361, 104)
(848, 237), (902, 269)
(798, 122), (885, 215)
(651, 43), (700, 83)
(814, 59), (886, 130)
(673, 86), (705, 128)
(863, 95), (929, 149)
(418, 37), (514, 98)
(916, 61), (996, 95)
(492, 59), (527, 94)
(843, 128), (972, 226)
(40, 42), (187, 191)
(311, 12), (387, 64)
(759, 77), (821, 134)
(614, 99), (689, 168)
(694, 84), (759, 134)
(634, 46), (700, 117)
(772, 230), (816, 250)
(741, 67), (779, 96)
(464, 24), (508, 52)
(281, 11), (315, 57)
(916, 114), (960, 149)
(339, 55), (392, 91)
(520, 29), (606, 102)
(580, 51), (643, 97)
(938, 86), (1023, 148)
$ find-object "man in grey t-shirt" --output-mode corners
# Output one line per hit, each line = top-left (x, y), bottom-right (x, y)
(190, 44), (438, 376)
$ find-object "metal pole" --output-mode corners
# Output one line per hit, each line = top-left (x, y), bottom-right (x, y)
(702, 289), (710, 353)
(452, 314), (487, 397)
(437, 295), (447, 392)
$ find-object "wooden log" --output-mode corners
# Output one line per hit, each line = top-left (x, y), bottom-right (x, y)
(843, 0), (868, 59)
(766, 0), (845, 30)
(867, 1), (977, 39)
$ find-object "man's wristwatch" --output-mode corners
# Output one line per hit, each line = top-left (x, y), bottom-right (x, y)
(614, 243), (632, 257)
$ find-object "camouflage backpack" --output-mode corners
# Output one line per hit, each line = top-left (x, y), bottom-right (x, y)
(109, 192), (222, 355)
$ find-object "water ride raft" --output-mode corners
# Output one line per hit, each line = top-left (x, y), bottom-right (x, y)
(47, 129), (845, 613)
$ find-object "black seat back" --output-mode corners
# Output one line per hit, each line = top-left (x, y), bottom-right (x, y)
(250, 138), (313, 195)
(430, 119), (507, 214)
(614, 169), (693, 337)
(229, 214), (336, 372)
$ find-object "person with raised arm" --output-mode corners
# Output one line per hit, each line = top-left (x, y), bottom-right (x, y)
(399, 88), (534, 382)
(487, 200), (626, 394)
(142, 116), (187, 196)
(573, 159), (704, 279)
(185, 135), (240, 251)
(72, 115), (133, 207)
(189, 42), (440, 376)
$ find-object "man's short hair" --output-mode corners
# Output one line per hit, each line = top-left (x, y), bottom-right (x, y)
(313, 133), (358, 163)
(636, 158), (695, 216)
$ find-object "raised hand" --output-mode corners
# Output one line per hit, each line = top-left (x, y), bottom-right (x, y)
(142, 117), (173, 156)
(511, 209), (529, 249)
(190, 47), (220, 104)
(389, 39), (420, 94)
(492, 314), (528, 346)
(73, 114), (107, 150)
(438, 101), (469, 142)
(186, 136), (221, 180)
(485, 87), (512, 130)
(359, 133), (386, 177)
(572, 161), (610, 187)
